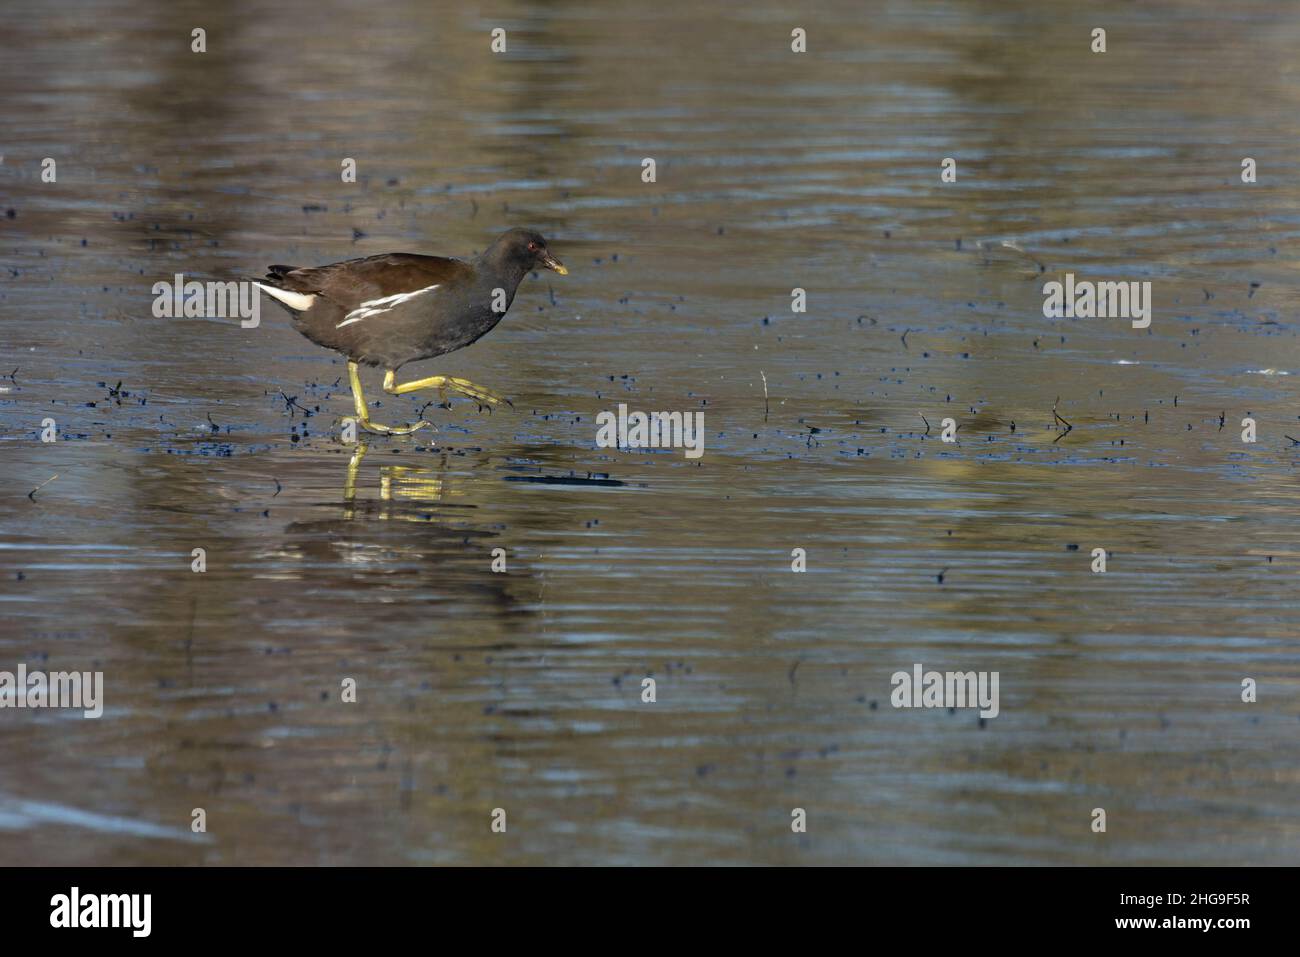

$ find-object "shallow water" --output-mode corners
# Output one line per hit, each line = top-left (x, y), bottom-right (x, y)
(2, 0), (1299, 865)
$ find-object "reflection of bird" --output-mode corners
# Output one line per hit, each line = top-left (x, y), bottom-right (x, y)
(255, 228), (567, 435)
(343, 441), (446, 521)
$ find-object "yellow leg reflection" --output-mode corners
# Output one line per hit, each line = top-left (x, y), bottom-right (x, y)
(341, 440), (447, 520)
(343, 440), (368, 519)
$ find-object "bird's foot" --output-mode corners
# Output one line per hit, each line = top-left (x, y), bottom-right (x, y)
(383, 370), (513, 412)
(355, 416), (435, 436)
(441, 377), (512, 411)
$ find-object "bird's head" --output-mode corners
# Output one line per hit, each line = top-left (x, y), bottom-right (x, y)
(491, 228), (568, 276)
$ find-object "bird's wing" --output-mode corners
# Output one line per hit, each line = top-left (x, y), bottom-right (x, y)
(269, 254), (474, 310)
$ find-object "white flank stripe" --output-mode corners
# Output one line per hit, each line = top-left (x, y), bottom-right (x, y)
(253, 282), (316, 312)
(337, 284), (440, 328)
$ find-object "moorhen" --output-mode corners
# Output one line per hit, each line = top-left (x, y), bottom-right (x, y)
(254, 227), (567, 435)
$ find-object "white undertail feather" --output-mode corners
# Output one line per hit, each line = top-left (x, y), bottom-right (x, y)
(253, 282), (316, 312)
(337, 284), (441, 327)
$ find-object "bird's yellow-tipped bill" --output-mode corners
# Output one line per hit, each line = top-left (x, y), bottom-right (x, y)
(541, 252), (568, 276)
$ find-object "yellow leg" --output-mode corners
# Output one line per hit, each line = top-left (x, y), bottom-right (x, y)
(383, 370), (512, 411)
(347, 361), (433, 435)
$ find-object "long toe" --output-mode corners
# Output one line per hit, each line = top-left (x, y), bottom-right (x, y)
(361, 419), (430, 436)
(448, 378), (509, 408)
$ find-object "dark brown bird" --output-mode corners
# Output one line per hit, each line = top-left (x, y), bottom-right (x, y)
(254, 228), (567, 434)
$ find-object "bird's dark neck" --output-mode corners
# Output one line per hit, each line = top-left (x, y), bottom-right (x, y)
(474, 243), (530, 292)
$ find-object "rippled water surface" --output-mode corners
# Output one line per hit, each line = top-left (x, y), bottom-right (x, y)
(2, 0), (1299, 865)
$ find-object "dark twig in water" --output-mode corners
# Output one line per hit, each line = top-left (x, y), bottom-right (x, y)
(788, 659), (800, 685)
(1285, 435), (1300, 445)
(936, 567), (949, 584)
(28, 473), (58, 500)
(919, 412), (931, 435)
(273, 478), (282, 497)
(900, 328), (910, 349)
(1051, 396), (1073, 442)
(1218, 411), (1226, 431)
(5, 367), (17, 381)
(206, 412), (220, 433)
(280, 392), (313, 417)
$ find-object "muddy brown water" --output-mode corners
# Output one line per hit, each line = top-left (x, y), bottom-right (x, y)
(1, 0), (1298, 865)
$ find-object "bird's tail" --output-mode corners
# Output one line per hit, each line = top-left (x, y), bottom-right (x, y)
(249, 266), (317, 313)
